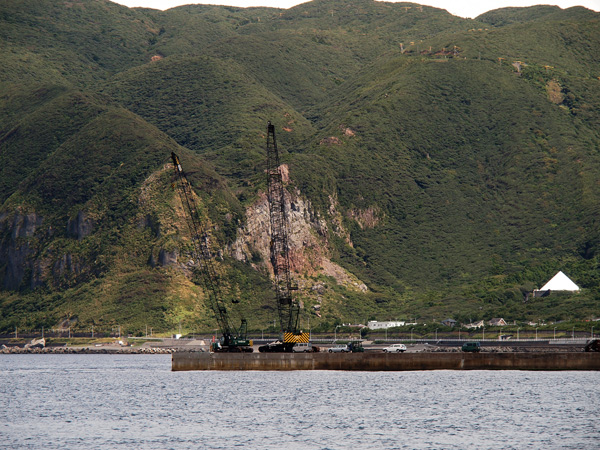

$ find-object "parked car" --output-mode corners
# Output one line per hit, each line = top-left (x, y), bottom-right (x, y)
(461, 342), (481, 353)
(328, 344), (350, 353)
(347, 340), (365, 353)
(585, 339), (600, 352)
(292, 342), (314, 353)
(383, 343), (406, 353)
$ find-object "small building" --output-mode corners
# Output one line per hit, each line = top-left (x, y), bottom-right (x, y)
(464, 320), (484, 329)
(488, 318), (507, 326)
(367, 320), (405, 330)
(441, 318), (457, 327)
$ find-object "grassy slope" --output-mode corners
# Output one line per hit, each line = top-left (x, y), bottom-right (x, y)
(302, 6), (600, 321)
(0, 87), (275, 333)
(201, 0), (483, 113)
(306, 53), (600, 321)
(100, 54), (315, 190)
(0, 0), (161, 86)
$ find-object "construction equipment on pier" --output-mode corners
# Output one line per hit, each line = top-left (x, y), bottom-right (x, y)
(171, 152), (252, 353)
(259, 122), (309, 352)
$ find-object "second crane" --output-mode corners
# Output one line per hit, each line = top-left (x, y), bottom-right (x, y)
(262, 121), (309, 351)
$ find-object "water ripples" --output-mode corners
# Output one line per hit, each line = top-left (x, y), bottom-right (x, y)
(0, 355), (598, 449)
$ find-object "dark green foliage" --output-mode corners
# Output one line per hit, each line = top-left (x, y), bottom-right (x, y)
(100, 54), (315, 187)
(477, 5), (593, 27)
(1, 0), (599, 333)
(0, 89), (106, 204)
(308, 56), (600, 292)
(0, 0), (161, 86)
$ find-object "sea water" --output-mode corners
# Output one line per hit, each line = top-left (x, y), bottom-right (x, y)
(0, 354), (597, 449)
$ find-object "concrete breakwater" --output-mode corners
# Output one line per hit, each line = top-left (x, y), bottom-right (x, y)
(172, 351), (600, 371)
(1, 346), (175, 354)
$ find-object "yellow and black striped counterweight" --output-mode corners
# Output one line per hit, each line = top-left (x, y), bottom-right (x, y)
(283, 332), (310, 343)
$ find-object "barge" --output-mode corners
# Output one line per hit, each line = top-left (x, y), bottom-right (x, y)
(172, 351), (600, 371)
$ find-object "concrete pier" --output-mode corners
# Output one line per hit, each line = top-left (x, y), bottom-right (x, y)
(172, 351), (600, 371)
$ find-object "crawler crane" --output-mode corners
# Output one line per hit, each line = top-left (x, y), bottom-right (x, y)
(171, 152), (252, 352)
(259, 122), (310, 352)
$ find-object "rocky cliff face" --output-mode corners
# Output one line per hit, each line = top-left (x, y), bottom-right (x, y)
(0, 211), (43, 290)
(228, 184), (367, 294)
(0, 209), (100, 291)
(67, 211), (94, 240)
(0, 172), (369, 305)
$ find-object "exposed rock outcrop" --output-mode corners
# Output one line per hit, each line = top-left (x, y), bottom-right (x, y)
(53, 253), (84, 278)
(31, 257), (50, 289)
(67, 211), (94, 240)
(158, 248), (178, 267)
(228, 186), (367, 293)
(319, 136), (342, 146)
(2, 241), (32, 290)
(0, 212), (43, 290)
(328, 194), (353, 246)
(348, 206), (381, 229)
(0, 209), (100, 291)
(11, 212), (43, 239)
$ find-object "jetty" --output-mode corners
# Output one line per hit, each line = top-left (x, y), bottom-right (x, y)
(172, 351), (600, 371)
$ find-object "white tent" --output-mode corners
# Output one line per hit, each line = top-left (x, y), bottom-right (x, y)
(539, 271), (580, 291)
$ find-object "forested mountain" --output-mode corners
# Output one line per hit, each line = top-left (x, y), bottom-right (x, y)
(1, 0), (599, 334)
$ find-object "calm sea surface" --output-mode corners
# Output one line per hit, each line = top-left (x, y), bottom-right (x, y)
(0, 354), (597, 449)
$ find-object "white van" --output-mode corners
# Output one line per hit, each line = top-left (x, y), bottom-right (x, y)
(292, 342), (313, 353)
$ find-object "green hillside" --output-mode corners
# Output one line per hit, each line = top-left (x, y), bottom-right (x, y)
(1, 0), (599, 335)
(305, 52), (600, 317)
(0, 0), (160, 87)
(101, 54), (315, 185)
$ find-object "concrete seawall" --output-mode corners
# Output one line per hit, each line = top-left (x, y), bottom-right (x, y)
(172, 351), (600, 371)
